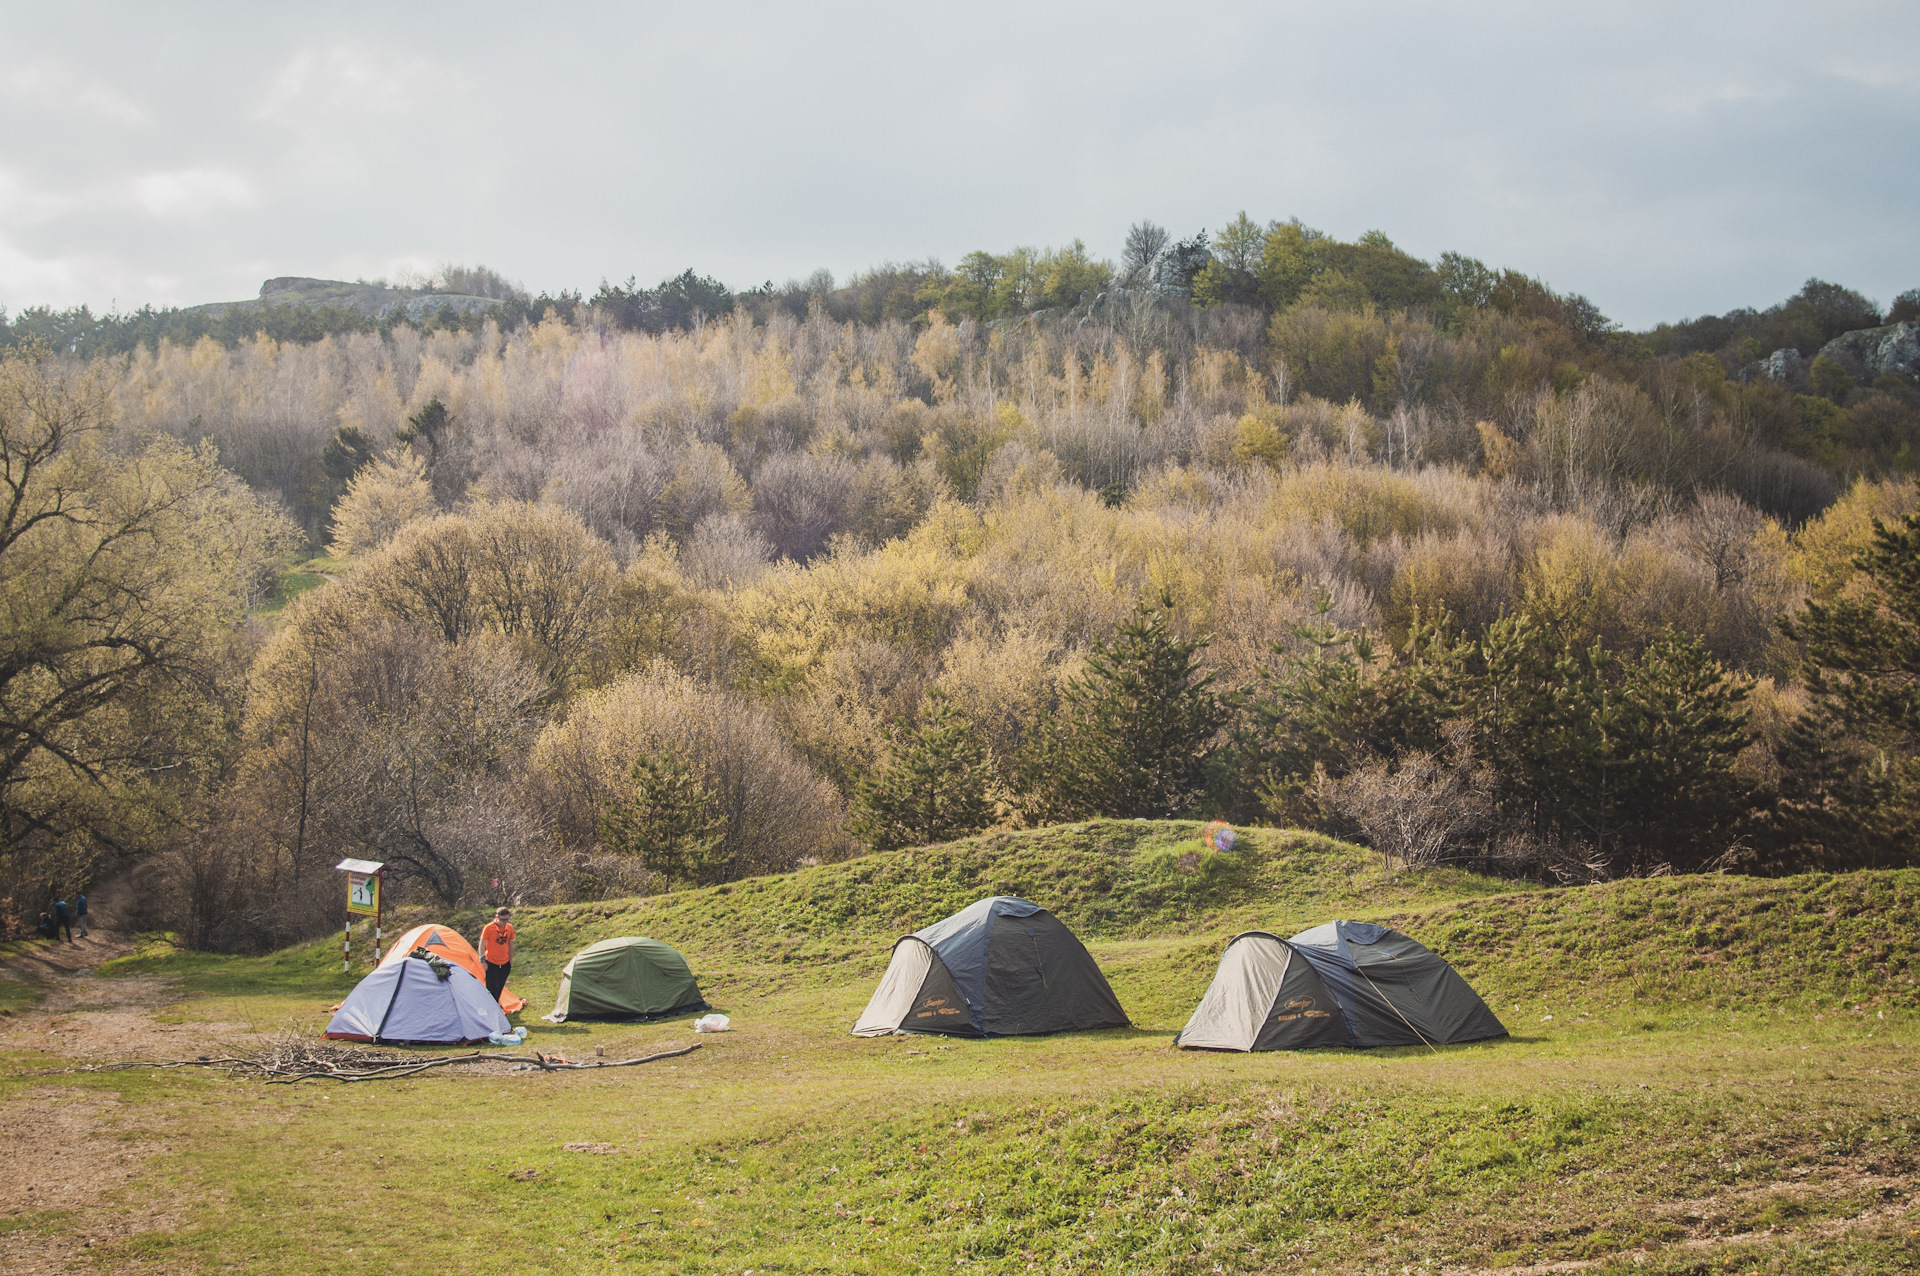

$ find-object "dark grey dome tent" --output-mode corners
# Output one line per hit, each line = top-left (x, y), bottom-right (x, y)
(852, 896), (1129, 1038)
(541, 936), (707, 1023)
(1175, 932), (1350, 1051)
(1285, 920), (1506, 1048)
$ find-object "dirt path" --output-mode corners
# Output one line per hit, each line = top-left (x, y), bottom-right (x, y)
(0, 874), (237, 1274)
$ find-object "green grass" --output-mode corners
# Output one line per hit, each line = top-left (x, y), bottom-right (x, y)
(16, 821), (1920, 1273)
(254, 554), (342, 617)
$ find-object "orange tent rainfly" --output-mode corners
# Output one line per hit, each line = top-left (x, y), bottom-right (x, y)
(380, 923), (526, 1013)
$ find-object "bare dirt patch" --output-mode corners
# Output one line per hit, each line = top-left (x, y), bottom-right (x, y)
(1, 875), (257, 1063)
(0, 1086), (180, 1275)
(0, 875), (248, 1274)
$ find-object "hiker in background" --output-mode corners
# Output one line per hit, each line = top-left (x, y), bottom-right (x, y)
(76, 892), (88, 939)
(37, 912), (54, 940)
(52, 899), (73, 943)
(479, 907), (514, 1002)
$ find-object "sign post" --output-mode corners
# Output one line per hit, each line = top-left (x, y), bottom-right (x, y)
(335, 858), (385, 973)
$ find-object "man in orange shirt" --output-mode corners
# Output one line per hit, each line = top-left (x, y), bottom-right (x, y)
(479, 908), (515, 1002)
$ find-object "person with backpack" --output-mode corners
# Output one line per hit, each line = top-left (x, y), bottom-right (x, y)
(52, 899), (73, 943)
(76, 893), (88, 939)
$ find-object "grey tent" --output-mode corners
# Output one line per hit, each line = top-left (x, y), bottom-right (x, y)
(1175, 932), (1350, 1051)
(542, 937), (707, 1023)
(1285, 920), (1506, 1048)
(852, 896), (1129, 1038)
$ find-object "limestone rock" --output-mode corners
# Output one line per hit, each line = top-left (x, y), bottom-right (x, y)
(1817, 322), (1920, 380)
(1759, 348), (1802, 382)
(183, 277), (507, 323)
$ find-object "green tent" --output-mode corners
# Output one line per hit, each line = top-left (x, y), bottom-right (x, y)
(541, 937), (708, 1023)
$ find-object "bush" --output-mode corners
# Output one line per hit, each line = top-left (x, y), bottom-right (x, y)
(532, 661), (851, 886)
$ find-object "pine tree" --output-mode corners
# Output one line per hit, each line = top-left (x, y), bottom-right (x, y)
(598, 753), (729, 884)
(854, 690), (994, 851)
(1476, 617), (1749, 874)
(1041, 597), (1227, 819)
(1775, 512), (1920, 867)
(1243, 605), (1469, 824)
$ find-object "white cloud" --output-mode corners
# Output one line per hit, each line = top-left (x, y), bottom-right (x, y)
(127, 168), (256, 218)
(0, 167), (75, 222)
(0, 230), (89, 307)
(0, 61), (146, 125)
(257, 45), (463, 124)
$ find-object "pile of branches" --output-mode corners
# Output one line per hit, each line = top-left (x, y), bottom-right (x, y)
(90, 1035), (701, 1084)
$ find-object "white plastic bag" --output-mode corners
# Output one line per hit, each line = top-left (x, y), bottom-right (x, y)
(488, 1026), (528, 1046)
(693, 1013), (731, 1033)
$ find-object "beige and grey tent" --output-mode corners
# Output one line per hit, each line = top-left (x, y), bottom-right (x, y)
(1285, 920), (1505, 1047)
(1179, 922), (1507, 1051)
(1175, 931), (1349, 1051)
(853, 896), (1129, 1038)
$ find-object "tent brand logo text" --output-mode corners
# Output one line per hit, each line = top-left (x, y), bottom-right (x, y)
(1275, 996), (1334, 1023)
(914, 997), (966, 1019)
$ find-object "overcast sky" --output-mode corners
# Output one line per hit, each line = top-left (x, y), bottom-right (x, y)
(2, 1), (1915, 329)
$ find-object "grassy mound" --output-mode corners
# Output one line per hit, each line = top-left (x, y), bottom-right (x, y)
(1408, 868), (1920, 1012)
(107, 822), (1920, 1026)
(505, 819), (1516, 979)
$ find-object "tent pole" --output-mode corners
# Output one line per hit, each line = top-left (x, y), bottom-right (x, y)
(342, 913), (350, 974)
(1357, 968), (1438, 1054)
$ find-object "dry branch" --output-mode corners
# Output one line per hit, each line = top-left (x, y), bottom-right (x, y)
(87, 1038), (702, 1083)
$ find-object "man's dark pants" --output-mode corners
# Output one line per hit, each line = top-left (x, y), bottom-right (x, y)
(485, 961), (510, 1000)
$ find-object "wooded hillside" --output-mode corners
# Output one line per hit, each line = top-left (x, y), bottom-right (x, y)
(3, 218), (1917, 945)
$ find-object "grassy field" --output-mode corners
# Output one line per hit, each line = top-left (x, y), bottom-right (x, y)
(5, 820), (1916, 1273)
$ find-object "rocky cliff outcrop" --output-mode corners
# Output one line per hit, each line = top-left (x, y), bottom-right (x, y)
(185, 277), (506, 323)
(1759, 348), (1803, 383)
(1817, 321), (1920, 381)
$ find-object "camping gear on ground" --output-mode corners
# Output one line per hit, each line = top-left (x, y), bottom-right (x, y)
(852, 896), (1130, 1038)
(541, 936), (707, 1023)
(324, 949), (512, 1044)
(1202, 821), (1238, 853)
(379, 923), (526, 1012)
(488, 1026), (528, 1046)
(1176, 931), (1350, 1051)
(693, 1013), (731, 1033)
(1283, 919), (1506, 1048)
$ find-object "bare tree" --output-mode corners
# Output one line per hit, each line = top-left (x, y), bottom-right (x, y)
(0, 354), (298, 931)
(1120, 221), (1170, 290)
(1318, 727), (1494, 870)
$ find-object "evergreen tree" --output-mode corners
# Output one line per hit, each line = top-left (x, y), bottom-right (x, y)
(1244, 605), (1468, 824)
(853, 689), (994, 851)
(1246, 604), (1749, 874)
(1605, 628), (1751, 869)
(1477, 620), (1748, 873)
(1775, 513), (1920, 868)
(396, 397), (450, 463)
(598, 753), (729, 884)
(1039, 597), (1227, 819)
